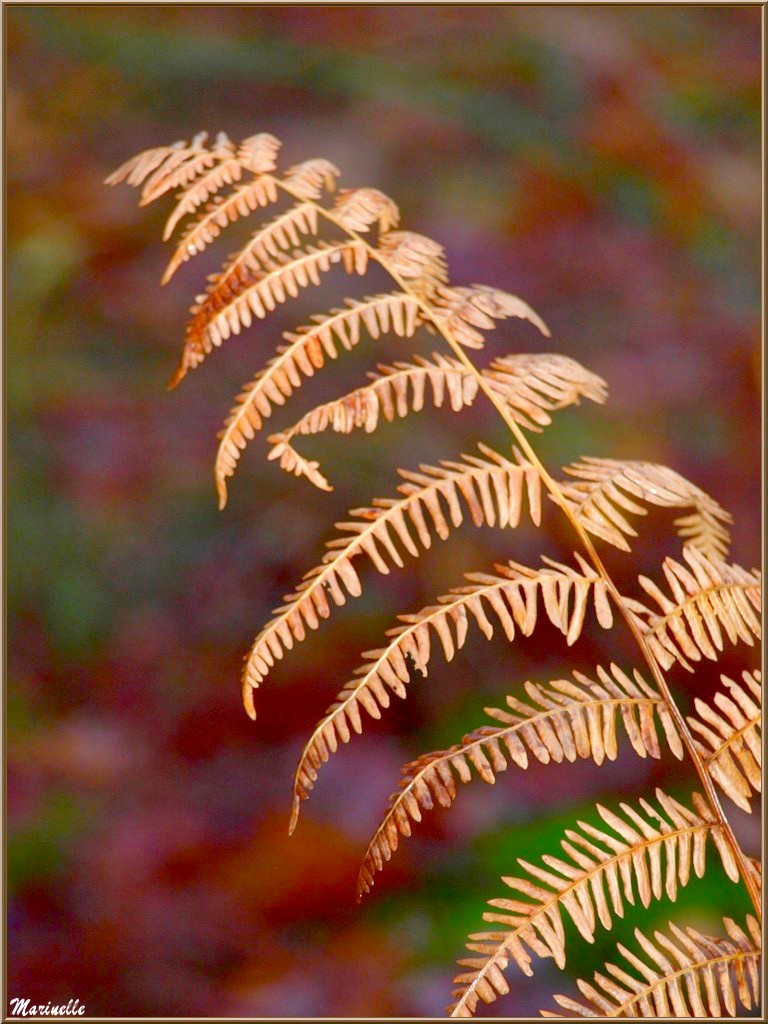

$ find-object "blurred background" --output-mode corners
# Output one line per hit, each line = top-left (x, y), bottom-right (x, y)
(7, 4), (761, 1018)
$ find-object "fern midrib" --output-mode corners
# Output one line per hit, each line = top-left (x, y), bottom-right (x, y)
(359, 692), (669, 892)
(453, 820), (716, 1017)
(703, 712), (762, 766)
(266, 174), (761, 921)
(598, 946), (758, 1017)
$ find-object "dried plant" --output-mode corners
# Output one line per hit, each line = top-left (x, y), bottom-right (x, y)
(108, 131), (761, 1018)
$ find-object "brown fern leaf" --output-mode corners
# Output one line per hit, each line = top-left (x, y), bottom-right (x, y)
(162, 156), (247, 241)
(267, 435), (333, 492)
(105, 138), (192, 188)
(161, 176), (283, 289)
(270, 354), (477, 488)
(171, 200), (322, 292)
(290, 554), (614, 830)
(433, 285), (550, 349)
(748, 856), (762, 892)
(688, 669), (761, 813)
(224, 203), (321, 277)
(483, 354), (608, 431)
(274, 356), (610, 491)
(244, 445), (543, 717)
(105, 131), (213, 194)
(160, 130), (282, 240)
(377, 231), (449, 296)
(282, 157), (341, 199)
(237, 132), (283, 174)
(173, 241), (369, 386)
(333, 188), (400, 233)
(215, 292), (421, 507)
(558, 458), (732, 558)
(204, 241), (369, 345)
(169, 197), (323, 351)
(273, 352), (609, 490)
(143, 132), (279, 209)
(140, 131), (238, 206)
(543, 916), (760, 1018)
(624, 546), (761, 671)
(358, 665), (683, 899)
(449, 790), (739, 1017)
(287, 353), (478, 436)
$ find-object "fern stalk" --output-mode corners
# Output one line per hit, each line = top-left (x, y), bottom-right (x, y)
(266, 174), (761, 921)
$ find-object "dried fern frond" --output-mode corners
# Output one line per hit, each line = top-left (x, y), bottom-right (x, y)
(483, 354), (608, 432)
(267, 436), (333, 492)
(377, 231), (450, 296)
(282, 157), (341, 199)
(688, 669), (761, 813)
(132, 131), (279, 212)
(270, 354), (477, 488)
(558, 459), (732, 559)
(358, 665), (683, 899)
(117, 138), (340, 288)
(174, 241), (369, 385)
(140, 130), (240, 205)
(450, 790), (740, 1017)
(109, 137), (761, 998)
(333, 187), (400, 233)
(290, 554), (614, 830)
(236, 132), (283, 175)
(543, 916), (760, 1018)
(115, 131), (212, 197)
(244, 445), (543, 714)
(105, 137), (198, 188)
(216, 203), (320, 282)
(215, 292), (421, 506)
(272, 353), (609, 490)
(162, 154), (247, 241)
(163, 186), (303, 286)
(280, 353), (477, 440)
(624, 546), (761, 672)
(433, 285), (551, 348)
(205, 241), (369, 346)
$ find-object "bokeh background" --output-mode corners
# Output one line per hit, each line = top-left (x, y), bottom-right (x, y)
(7, 4), (762, 1018)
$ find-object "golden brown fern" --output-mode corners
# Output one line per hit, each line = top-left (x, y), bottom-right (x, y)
(623, 547), (761, 671)
(214, 291), (421, 506)
(449, 790), (739, 1016)
(557, 459), (733, 558)
(688, 669), (761, 813)
(289, 554), (614, 828)
(483, 354), (608, 430)
(163, 192), (313, 285)
(243, 446), (544, 715)
(357, 664), (684, 899)
(270, 353), (608, 491)
(542, 916), (760, 1018)
(433, 284), (551, 347)
(108, 131), (761, 1019)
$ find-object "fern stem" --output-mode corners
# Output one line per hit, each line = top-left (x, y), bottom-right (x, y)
(270, 177), (761, 920)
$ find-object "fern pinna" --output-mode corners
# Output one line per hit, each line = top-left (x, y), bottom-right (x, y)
(107, 131), (761, 1018)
